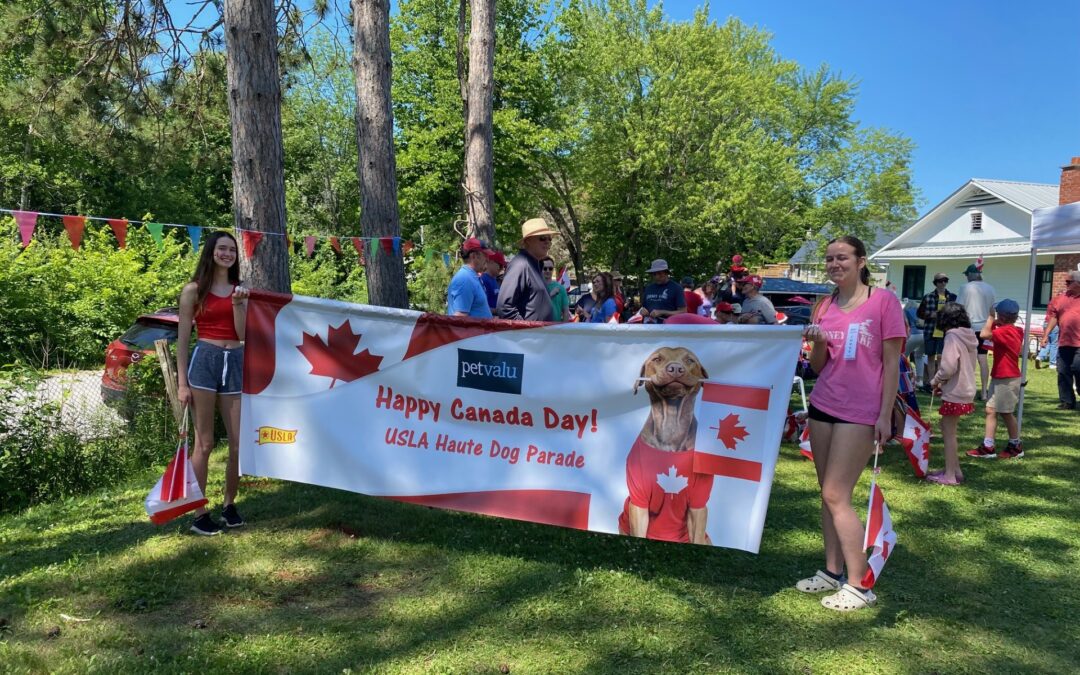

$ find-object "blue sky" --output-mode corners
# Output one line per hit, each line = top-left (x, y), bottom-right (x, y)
(661, 0), (1080, 210)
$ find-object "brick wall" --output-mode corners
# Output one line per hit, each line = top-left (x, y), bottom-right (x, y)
(1052, 157), (1080, 294)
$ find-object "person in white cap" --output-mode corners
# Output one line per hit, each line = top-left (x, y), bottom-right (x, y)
(496, 218), (556, 321)
(637, 259), (685, 323)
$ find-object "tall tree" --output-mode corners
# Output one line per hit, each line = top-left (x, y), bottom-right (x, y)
(223, 0), (290, 292)
(352, 0), (408, 308)
(463, 0), (496, 244)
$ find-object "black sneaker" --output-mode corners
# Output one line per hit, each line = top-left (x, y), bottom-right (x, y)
(190, 513), (223, 536)
(221, 504), (245, 528)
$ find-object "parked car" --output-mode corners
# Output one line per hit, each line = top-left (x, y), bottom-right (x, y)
(101, 308), (180, 403)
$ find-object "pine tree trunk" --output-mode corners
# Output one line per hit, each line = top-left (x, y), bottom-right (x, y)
(223, 0), (290, 293)
(352, 0), (408, 308)
(464, 0), (496, 245)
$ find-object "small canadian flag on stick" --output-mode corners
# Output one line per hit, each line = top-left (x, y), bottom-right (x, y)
(900, 401), (931, 478)
(861, 479), (897, 588)
(145, 409), (207, 524)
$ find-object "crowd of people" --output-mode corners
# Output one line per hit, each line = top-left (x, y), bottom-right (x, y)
(171, 219), (1080, 617)
(447, 220), (782, 326)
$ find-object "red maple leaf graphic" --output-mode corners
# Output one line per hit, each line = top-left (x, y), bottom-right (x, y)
(296, 321), (383, 388)
(710, 413), (749, 450)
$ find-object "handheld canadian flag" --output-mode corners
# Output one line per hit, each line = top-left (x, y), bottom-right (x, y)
(798, 422), (813, 461)
(144, 410), (207, 524)
(861, 479), (897, 588)
(558, 266), (571, 290)
(900, 401), (931, 478)
(694, 381), (782, 481)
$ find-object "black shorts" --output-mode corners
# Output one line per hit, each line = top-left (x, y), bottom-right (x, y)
(808, 403), (862, 426)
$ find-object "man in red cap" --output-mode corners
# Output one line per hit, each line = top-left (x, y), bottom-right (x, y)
(738, 275), (777, 324)
(481, 249), (505, 312)
(448, 238), (494, 318)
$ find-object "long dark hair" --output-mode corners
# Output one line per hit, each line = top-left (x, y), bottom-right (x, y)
(827, 235), (872, 290)
(592, 272), (614, 303)
(936, 302), (971, 332)
(192, 231), (240, 314)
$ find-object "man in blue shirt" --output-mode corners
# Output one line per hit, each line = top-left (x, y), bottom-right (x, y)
(447, 238), (494, 318)
(639, 259), (686, 323)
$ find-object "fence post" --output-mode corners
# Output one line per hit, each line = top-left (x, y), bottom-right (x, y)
(154, 339), (183, 427)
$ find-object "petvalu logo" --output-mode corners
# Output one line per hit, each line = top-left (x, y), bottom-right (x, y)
(255, 426), (298, 445)
(457, 348), (525, 395)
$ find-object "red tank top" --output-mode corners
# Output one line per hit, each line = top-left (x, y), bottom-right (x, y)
(195, 288), (240, 341)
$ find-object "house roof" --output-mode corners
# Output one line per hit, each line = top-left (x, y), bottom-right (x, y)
(788, 223), (904, 265)
(870, 179), (1059, 261)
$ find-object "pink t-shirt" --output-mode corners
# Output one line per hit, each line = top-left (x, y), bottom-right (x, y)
(809, 289), (907, 425)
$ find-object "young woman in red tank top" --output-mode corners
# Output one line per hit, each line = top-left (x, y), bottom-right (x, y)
(176, 231), (250, 536)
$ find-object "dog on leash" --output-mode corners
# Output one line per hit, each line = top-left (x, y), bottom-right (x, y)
(618, 346), (714, 544)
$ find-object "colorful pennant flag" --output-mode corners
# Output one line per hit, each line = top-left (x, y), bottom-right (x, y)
(403, 240), (415, 255)
(380, 237), (394, 255)
(187, 226), (202, 254)
(62, 215), (86, 250)
(351, 237), (364, 255)
(442, 253), (451, 266)
(330, 236), (342, 255)
(13, 210), (37, 247)
(108, 218), (128, 248)
(242, 230), (264, 259)
(861, 479), (897, 588)
(304, 236), (316, 257)
(145, 222), (165, 249)
(900, 401), (931, 478)
(392, 236), (401, 256)
(369, 237), (379, 259)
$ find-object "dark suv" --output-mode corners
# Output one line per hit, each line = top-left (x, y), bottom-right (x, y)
(101, 308), (180, 402)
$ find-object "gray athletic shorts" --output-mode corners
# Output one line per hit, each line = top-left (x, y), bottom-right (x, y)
(187, 342), (244, 395)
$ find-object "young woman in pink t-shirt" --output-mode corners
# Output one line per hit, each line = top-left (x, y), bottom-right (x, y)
(797, 236), (905, 611)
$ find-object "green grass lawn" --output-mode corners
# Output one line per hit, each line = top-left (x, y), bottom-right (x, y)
(2, 366), (1079, 674)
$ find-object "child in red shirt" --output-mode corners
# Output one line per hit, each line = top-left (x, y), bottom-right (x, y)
(967, 299), (1024, 459)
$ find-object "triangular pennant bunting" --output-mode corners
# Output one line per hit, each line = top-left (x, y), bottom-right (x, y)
(242, 230), (264, 259)
(380, 237), (394, 255)
(13, 210), (37, 247)
(330, 236), (342, 254)
(304, 236), (316, 257)
(369, 237), (379, 258)
(351, 237), (364, 255)
(108, 218), (128, 248)
(62, 215), (86, 250)
(187, 226), (202, 255)
(392, 236), (401, 256)
(403, 240), (415, 255)
(146, 222), (165, 249)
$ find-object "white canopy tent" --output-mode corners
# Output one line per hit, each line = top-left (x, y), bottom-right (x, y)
(1018, 202), (1080, 433)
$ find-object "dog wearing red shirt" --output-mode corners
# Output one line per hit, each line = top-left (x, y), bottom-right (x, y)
(619, 346), (714, 544)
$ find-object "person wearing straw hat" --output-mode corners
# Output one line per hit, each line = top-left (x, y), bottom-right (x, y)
(496, 218), (556, 321)
(638, 259), (686, 323)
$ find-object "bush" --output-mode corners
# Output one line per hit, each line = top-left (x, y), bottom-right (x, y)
(0, 360), (176, 513)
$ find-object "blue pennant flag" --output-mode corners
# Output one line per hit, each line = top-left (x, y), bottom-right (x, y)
(187, 226), (202, 254)
(392, 236), (401, 256)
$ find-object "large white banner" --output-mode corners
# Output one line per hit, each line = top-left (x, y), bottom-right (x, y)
(240, 292), (802, 552)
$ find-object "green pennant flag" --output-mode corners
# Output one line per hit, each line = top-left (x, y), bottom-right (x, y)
(424, 248), (434, 262)
(146, 222), (165, 249)
(369, 237), (379, 259)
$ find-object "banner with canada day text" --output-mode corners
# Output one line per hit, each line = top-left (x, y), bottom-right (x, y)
(239, 292), (802, 552)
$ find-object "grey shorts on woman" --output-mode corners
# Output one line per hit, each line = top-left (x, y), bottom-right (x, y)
(187, 342), (244, 395)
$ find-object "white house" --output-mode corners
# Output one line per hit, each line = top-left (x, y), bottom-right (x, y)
(870, 174), (1080, 322)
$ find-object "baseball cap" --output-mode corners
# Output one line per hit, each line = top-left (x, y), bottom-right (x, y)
(681, 276), (694, 286)
(714, 301), (735, 313)
(741, 275), (764, 289)
(963, 263), (980, 275)
(462, 237), (486, 253)
(995, 298), (1020, 315)
(933, 272), (949, 283)
(484, 250), (507, 268)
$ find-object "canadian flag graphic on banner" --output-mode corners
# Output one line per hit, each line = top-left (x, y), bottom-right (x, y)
(900, 404), (931, 478)
(693, 381), (777, 481)
(861, 479), (897, 588)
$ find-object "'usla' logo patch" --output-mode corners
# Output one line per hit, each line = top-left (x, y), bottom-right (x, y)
(255, 426), (298, 445)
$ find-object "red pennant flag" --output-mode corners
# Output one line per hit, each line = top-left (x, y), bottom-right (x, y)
(330, 236), (342, 254)
(900, 401), (931, 478)
(304, 236), (316, 257)
(351, 237), (364, 255)
(861, 479), (897, 588)
(403, 240), (415, 255)
(108, 218), (128, 248)
(242, 230), (264, 259)
(62, 215), (86, 250)
(13, 210), (38, 247)
(380, 237), (394, 254)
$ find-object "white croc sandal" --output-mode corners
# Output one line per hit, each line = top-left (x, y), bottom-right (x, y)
(795, 570), (843, 594)
(821, 583), (877, 611)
